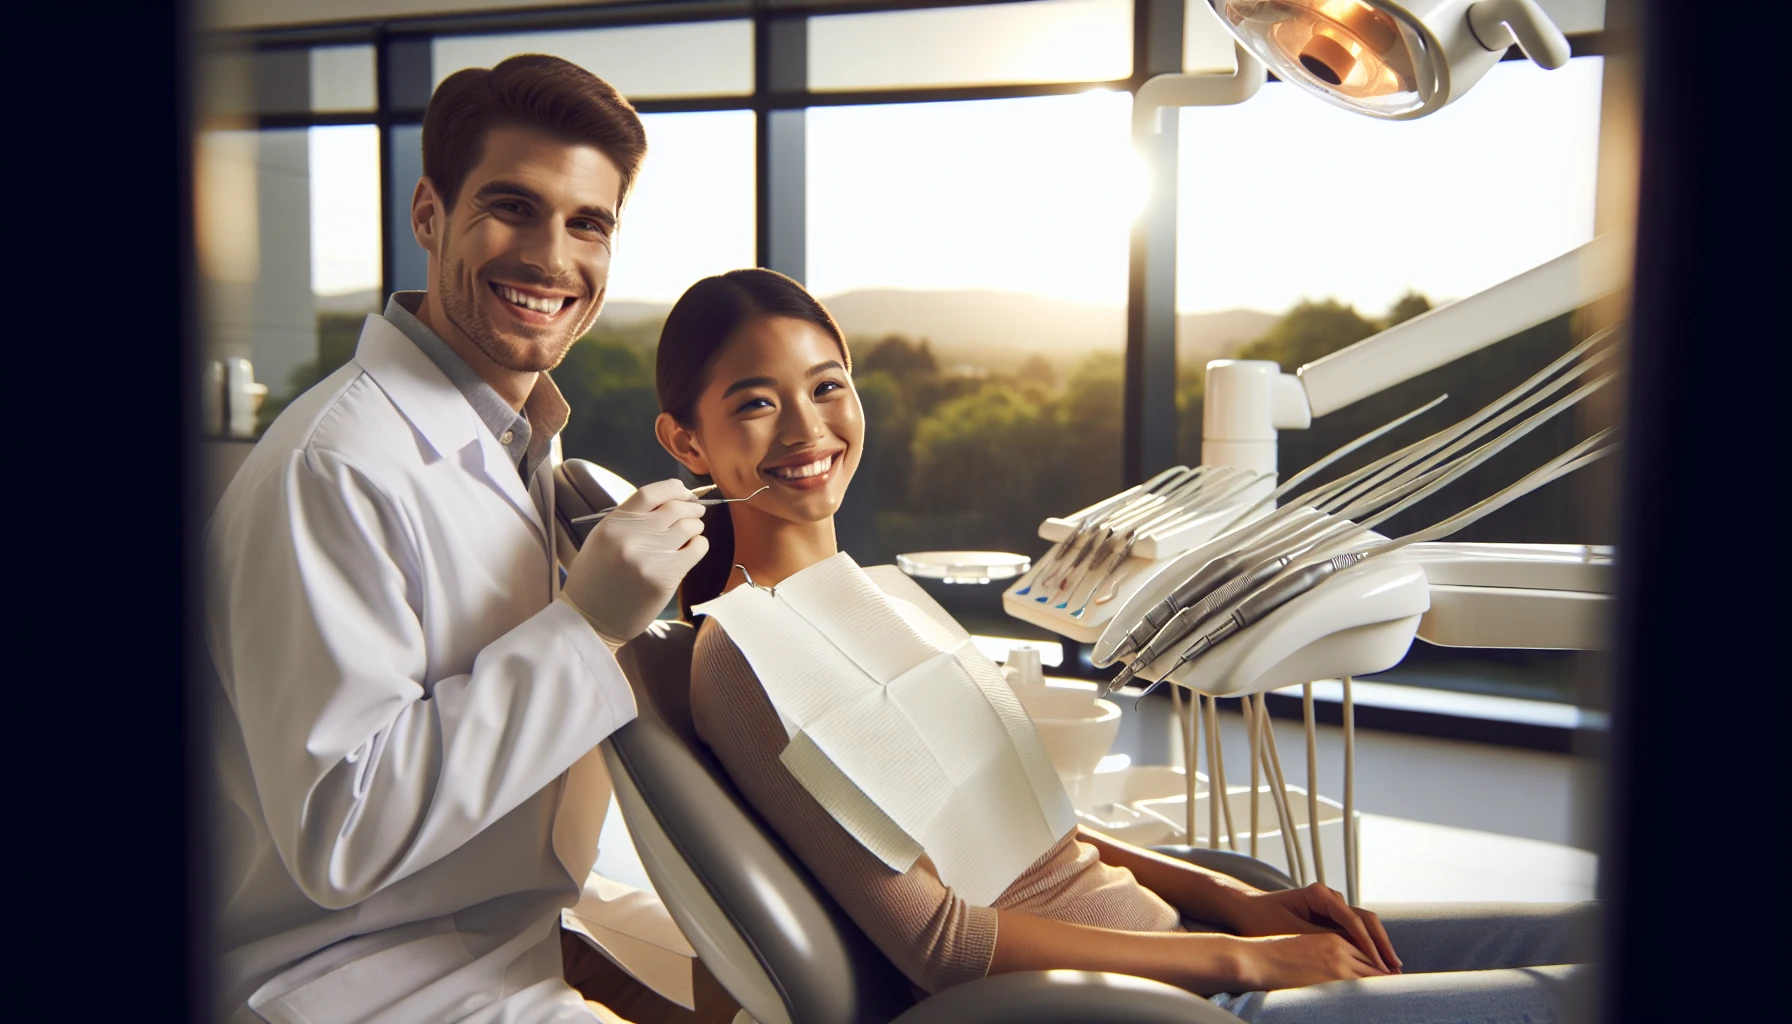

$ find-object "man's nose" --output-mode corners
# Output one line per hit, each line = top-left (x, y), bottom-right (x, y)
(519, 220), (573, 279)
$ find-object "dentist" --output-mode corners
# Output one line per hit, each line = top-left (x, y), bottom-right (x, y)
(206, 55), (708, 1023)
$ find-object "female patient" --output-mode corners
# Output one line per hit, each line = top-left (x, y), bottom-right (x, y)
(651, 268), (1595, 1022)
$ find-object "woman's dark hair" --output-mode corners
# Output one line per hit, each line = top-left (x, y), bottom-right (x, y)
(656, 269), (851, 619)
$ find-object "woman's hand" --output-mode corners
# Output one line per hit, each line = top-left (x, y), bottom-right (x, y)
(1227, 883), (1401, 974)
(1226, 932), (1390, 991)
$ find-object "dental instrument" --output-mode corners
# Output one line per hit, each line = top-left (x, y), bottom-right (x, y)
(1047, 467), (1240, 606)
(1120, 423), (1618, 695)
(569, 484), (770, 523)
(1097, 337), (1618, 670)
(1021, 467), (1196, 598)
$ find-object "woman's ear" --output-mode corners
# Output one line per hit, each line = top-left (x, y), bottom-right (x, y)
(656, 412), (711, 476)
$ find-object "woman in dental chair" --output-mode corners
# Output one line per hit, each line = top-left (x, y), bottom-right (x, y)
(651, 268), (1595, 1024)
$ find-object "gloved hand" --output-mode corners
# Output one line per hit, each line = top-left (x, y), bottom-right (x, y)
(559, 478), (708, 651)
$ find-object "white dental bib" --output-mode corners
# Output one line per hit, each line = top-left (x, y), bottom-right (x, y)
(694, 553), (1076, 906)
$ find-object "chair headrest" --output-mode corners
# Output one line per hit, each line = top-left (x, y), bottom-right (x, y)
(615, 619), (702, 751)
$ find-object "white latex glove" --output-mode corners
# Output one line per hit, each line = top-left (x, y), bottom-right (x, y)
(559, 478), (708, 651)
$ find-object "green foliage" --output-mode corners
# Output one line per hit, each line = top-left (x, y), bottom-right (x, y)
(857, 335), (938, 378)
(1234, 297), (1380, 369)
(1383, 290), (1431, 328)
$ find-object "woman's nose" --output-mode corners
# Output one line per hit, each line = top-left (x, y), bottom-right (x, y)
(777, 398), (827, 446)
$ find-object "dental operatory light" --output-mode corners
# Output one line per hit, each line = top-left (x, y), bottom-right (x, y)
(1209, 0), (1571, 119)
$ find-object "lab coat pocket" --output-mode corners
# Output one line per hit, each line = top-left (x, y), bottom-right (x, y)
(247, 918), (479, 1024)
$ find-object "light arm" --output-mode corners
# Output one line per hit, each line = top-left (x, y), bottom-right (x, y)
(1295, 230), (1631, 418)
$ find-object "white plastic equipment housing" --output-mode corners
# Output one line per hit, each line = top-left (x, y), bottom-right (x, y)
(1405, 541), (1613, 649)
(1159, 556), (1430, 696)
(1202, 360), (1312, 477)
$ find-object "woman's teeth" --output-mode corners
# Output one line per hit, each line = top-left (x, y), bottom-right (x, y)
(767, 454), (835, 481)
(495, 284), (565, 314)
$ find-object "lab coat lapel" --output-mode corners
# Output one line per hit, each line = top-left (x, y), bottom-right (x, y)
(352, 315), (548, 546)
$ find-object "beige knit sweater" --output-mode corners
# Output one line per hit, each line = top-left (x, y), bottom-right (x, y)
(690, 617), (1183, 995)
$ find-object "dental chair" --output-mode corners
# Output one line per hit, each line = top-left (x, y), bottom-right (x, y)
(602, 619), (1284, 1024)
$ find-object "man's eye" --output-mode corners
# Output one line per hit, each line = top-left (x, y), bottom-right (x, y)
(494, 200), (527, 215)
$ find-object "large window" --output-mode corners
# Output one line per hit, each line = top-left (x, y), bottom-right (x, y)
(559, 109), (757, 489)
(807, 92), (1137, 635)
(196, 124), (382, 436)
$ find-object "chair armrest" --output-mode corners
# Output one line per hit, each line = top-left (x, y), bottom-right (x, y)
(886, 970), (1242, 1024)
(1151, 846), (1298, 892)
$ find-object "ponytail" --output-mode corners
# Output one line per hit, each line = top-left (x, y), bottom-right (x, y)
(680, 479), (735, 620)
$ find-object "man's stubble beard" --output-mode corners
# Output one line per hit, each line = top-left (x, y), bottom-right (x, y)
(436, 223), (597, 374)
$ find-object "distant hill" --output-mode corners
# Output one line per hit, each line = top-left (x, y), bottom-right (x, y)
(319, 288), (1280, 371)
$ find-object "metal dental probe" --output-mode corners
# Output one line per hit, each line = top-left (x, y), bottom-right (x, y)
(1015, 466), (1188, 596)
(1035, 468), (1202, 599)
(569, 484), (770, 523)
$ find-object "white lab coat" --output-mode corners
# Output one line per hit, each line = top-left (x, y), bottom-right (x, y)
(207, 314), (639, 1024)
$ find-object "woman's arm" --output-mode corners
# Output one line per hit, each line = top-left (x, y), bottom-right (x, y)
(988, 909), (1387, 994)
(1077, 826), (1398, 973)
(1076, 826), (1257, 925)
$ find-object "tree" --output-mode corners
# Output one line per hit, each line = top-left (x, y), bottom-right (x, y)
(1016, 353), (1057, 390)
(1234, 298), (1380, 370)
(858, 335), (938, 378)
(1383, 290), (1431, 328)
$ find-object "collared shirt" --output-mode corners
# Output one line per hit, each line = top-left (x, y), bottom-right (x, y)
(383, 292), (568, 483)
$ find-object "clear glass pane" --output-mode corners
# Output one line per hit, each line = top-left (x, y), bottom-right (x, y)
(807, 92), (1138, 637)
(809, 0), (1132, 91)
(196, 127), (383, 439)
(558, 110), (757, 489)
(1174, 58), (1609, 700)
(309, 44), (376, 111)
(431, 20), (754, 99)
(202, 45), (376, 117)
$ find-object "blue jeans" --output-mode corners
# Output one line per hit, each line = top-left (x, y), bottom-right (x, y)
(1207, 902), (1599, 1023)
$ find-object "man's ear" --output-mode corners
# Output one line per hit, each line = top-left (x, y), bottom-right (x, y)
(411, 178), (444, 254)
(655, 412), (710, 476)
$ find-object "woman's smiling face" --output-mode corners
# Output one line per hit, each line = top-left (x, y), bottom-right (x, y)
(667, 314), (863, 524)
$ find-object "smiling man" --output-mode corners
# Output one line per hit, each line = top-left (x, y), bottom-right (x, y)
(206, 56), (720, 1024)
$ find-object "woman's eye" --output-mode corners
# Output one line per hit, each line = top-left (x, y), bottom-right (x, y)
(736, 397), (773, 413)
(815, 380), (844, 397)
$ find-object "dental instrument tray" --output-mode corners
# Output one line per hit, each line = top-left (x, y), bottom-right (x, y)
(1002, 467), (1265, 643)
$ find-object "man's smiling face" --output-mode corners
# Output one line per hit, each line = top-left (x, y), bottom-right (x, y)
(428, 124), (623, 373)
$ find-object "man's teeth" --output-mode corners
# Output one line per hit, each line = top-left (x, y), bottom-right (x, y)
(496, 284), (564, 314)
(768, 455), (834, 480)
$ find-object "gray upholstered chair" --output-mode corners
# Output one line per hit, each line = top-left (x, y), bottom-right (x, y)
(602, 619), (1281, 1024)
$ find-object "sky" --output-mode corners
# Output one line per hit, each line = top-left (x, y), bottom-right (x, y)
(306, 54), (1603, 321)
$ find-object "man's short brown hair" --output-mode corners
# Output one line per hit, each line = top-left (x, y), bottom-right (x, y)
(422, 54), (647, 213)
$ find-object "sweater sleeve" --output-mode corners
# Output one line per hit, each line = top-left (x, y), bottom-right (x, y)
(690, 619), (999, 994)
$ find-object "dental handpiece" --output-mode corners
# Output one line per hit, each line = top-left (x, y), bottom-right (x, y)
(1097, 506), (1330, 667)
(1102, 553), (1295, 695)
(1128, 550), (1371, 701)
(1100, 549), (1255, 667)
